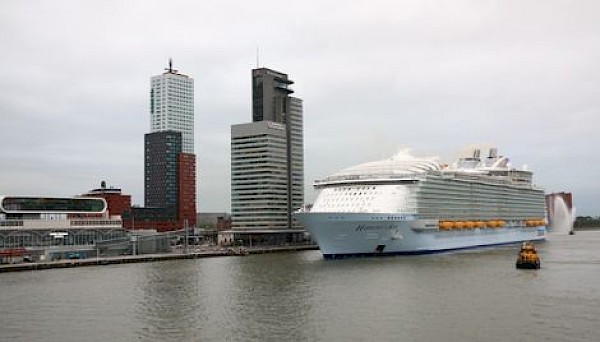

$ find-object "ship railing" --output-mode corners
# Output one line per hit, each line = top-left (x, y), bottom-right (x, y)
(437, 172), (526, 187)
(315, 174), (422, 185)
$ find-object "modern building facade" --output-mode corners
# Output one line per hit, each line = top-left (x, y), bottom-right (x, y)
(287, 97), (304, 226)
(231, 121), (289, 229)
(144, 131), (182, 212)
(230, 68), (304, 234)
(140, 131), (196, 232)
(150, 59), (195, 154)
(177, 152), (196, 227)
(252, 68), (294, 123)
(134, 61), (197, 232)
(0, 195), (129, 261)
(80, 181), (132, 219)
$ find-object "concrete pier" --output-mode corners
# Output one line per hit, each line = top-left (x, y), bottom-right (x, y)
(0, 245), (318, 273)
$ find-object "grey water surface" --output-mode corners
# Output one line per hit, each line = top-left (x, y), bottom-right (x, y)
(1, 231), (599, 342)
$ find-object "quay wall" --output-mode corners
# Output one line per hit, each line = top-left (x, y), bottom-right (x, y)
(0, 245), (318, 273)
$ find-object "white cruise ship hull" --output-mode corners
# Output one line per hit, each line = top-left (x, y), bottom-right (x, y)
(295, 212), (546, 258)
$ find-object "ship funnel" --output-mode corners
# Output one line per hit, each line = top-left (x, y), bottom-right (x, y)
(489, 148), (498, 159)
(473, 149), (481, 159)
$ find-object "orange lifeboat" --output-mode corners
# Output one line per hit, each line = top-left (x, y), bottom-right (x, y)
(475, 221), (485, 228)
(454, 221), (466, 229)
(497, 220), (506, 228)
(487, 221), (498, 228)
(439, 221), (454, 230)
(465, 221), (475, 229)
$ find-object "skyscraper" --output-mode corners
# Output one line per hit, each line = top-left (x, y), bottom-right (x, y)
(177, 152), (196, 227)
(231, 121), (288, 229)
(231, 68), (304, 233)
(287, 97), (304, 228)
(252, 68), (294, 123)
(150, 59), (195, 153)
(144, 131), (182, 212)
(135, 61), (196, 231)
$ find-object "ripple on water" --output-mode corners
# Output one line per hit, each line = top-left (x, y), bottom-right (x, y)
(1, 232), (600, 342)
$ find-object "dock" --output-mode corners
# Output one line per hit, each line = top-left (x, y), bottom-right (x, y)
(0, 245), (318, 273)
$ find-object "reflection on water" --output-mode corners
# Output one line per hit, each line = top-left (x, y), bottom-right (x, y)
(223, 253), (313, 341)
(1, 232), (600, 342)
(132, 253), (317, 342)
(135, 261), (203, 341)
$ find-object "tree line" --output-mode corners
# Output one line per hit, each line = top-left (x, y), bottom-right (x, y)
(574, 216), (600, 228)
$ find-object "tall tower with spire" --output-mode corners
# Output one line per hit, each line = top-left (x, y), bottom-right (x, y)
(142, 60), (196, 230)
(150, 59), (195, 153)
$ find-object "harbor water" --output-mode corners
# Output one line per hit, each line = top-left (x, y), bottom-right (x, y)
(1, 231), (599, 342)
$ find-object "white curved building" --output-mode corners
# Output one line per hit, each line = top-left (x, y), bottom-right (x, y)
(295, 147), (546, 258)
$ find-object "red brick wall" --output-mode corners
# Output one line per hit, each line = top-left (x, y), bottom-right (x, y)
(178, 153), (197, 227)
(103, 194), (132, 218)
(118, 152), (196, 233)
(123, 220), (180, 232)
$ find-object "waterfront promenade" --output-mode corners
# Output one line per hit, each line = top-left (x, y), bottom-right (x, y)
(0, 244), (318, 273)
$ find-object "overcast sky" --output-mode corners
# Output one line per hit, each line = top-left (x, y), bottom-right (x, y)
(1, 0), (599, 215)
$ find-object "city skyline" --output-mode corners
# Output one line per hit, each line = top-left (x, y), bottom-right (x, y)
(1, 1), (599, 215)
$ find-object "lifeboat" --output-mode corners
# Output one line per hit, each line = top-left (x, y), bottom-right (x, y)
(516, 241), (540, 269)
(465, 221), (475, 229)
(439, 221), (454, 230)
(487, 221), (498, 228)
(526, 220), (536, 227)
(454, 221), (466, 229)
(528, 219), (544, 227)
(475, 221), (485, 228)
(497, 220), (506, 228)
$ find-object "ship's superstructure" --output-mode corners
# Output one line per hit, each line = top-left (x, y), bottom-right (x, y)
(295, 147), (546, 258)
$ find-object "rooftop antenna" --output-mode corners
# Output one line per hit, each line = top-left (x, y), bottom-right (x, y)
(165, 58), (177, 73)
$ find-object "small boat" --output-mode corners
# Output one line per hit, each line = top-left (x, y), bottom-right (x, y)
(516, 241), (540, 269)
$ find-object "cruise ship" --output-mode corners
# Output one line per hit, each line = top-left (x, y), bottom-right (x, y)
(295, 147), (546, 258)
